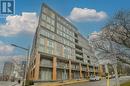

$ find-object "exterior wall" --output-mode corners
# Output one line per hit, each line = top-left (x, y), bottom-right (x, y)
(28, 3), (102, 81)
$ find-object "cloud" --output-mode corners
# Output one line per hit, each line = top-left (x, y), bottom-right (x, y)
(68, 7), (108, 22)
(0, 12), (38, 37)
(0, 41), (14, 55)
(89, 31), (102, 41)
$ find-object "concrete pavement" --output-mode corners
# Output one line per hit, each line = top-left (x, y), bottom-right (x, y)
(0, 81), (22, 86)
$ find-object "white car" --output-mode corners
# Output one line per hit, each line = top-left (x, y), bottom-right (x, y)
(90, 76), (101, 81)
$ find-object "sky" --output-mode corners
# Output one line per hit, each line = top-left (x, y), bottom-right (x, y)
(0, 0), (130, 72)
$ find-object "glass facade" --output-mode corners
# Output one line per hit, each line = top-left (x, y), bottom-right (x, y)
(37, 5), (76, 60)
(29, 4), (99, 81)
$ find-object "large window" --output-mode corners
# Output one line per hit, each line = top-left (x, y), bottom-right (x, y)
(42, 14), (46, 21)
(40, 29), (54, 39)
(56, 23), (74, 43)
(55, 42), (62, 56)
(63, 46), (72, 59)
(41, 59), (52, 66)
(40, 68), (52, 80)
(39, 37), (45, 45)
(47, 39), (54, 54)
(38, 45), (46, 53)
(38, 37), (46, 53)
(43, 7), (55, 19)
(47, 16), (51, 24)
(41, 14), (55, 32)
(48, 40), (54, 48)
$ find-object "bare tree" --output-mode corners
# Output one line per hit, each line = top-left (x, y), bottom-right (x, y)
(89, 10), (130, 86)
(89, 31), (130, 86)
(102, 10), (130, 49)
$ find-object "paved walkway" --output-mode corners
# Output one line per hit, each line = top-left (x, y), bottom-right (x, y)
(0, 81), (22, 86)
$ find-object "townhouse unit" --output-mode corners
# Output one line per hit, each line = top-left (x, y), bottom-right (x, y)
(28, 3), (103, 81)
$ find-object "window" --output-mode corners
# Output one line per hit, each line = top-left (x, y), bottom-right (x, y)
(46, 23), (50, 29)
(60, 31), (62, 36)
(50, 19), (55, 26)
(40, 29), (47, 36)
(66, 29), (70, 35)
(47, 16), (51, 24)
(68, 30), (71, 36)
(38, 44), (46, 53)
(65, 28), (67, 33)
(47, 31), (53, 39)
(50, 26), (55, 32)
(55, 42), (62, 56)
(57, 30), (60, 35)
(38, 37), (46, 53)
(63, 45), (72, 59)
(43, 7), (55, 19)
(57, 23), (62, 31)
(47, 40), (54, 54)
(57, 23), (60, 29)
(39, 37), (45, 45)
(42, 14), (46, 21)
(70, 31), (73, 36)
(48, 47), (53, 54)
(62, 26), (65, 32)
(63, 33), (65, 37)
(40, 21), (46, 28)
(48, 40), (54, 48)
(50, 12), (55, 19)
(41, 59), (52, 66)
(45, 23), (55, 32)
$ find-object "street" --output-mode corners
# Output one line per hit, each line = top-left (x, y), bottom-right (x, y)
(65, 76), (130, 86)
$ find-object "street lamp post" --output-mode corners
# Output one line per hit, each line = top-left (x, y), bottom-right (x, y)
(11, 44), (30, 86)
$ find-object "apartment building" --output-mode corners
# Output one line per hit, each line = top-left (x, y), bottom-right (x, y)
(3, 61), (14, 81)
(28, 3), (102, 81)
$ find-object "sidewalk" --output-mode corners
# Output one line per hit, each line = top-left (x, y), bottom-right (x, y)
(10, 81), (23, 86)
(34, 79), (89, 86)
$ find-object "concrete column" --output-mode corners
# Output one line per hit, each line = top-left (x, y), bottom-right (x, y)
(87, 64), (90, 78)
(34, 52), (40, 80)
(69, 60), (72, 80)
(79, 63), (82, 79)
(61, 45), (64, 57)
(53, 57), (57, 80)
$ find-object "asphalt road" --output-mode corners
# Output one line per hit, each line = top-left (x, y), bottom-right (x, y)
(65, 76), (130, 86)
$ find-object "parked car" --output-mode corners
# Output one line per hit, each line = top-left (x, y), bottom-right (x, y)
(90, 76), (101, 81)
(106, 74), (116, 79)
